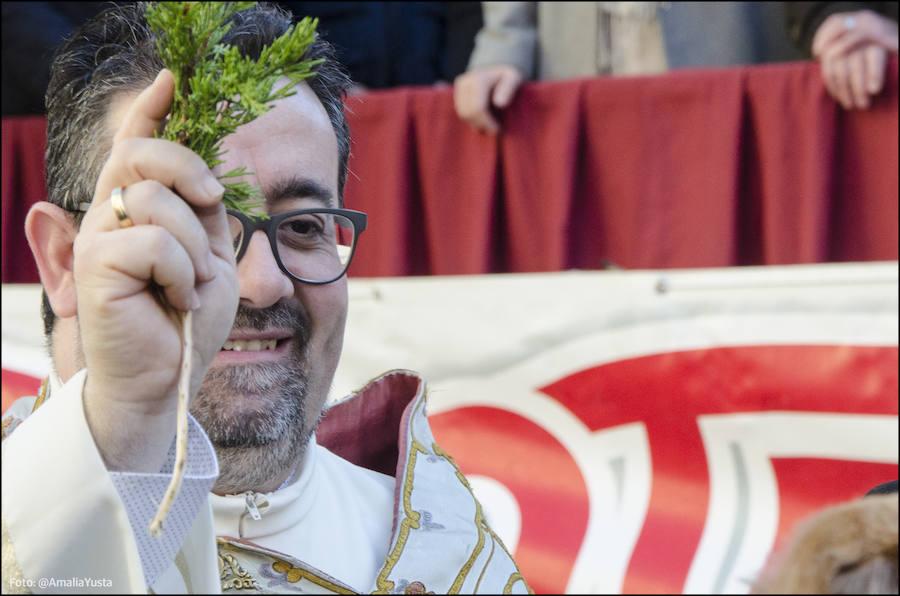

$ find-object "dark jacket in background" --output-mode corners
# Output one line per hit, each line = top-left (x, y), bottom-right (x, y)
(784, 1), (900, 56)
(280, 2), (481, 88)
(445, 2), (483, 81)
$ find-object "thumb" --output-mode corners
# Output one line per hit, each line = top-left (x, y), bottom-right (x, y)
(112, 69), (175, 144)
(492, 69), (523, 108)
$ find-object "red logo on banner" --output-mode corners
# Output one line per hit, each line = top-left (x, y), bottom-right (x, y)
(429, 345), (899, 594)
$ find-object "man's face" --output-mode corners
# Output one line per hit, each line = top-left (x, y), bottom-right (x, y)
(192, 81), (347, 492)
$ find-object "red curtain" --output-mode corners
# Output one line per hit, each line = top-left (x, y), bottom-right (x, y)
(2, 115), (47, 283)
(3, 59), (897, 283)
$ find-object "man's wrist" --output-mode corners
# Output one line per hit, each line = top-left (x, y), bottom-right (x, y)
(83, 375), (178, 472)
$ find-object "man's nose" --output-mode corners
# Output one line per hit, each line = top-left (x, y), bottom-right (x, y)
(237, 231), (294, 308)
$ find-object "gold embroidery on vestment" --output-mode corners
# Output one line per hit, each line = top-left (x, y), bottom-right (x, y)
(271, 559), (354, 593)
(433, 442), (485, 593)
(218, 551), (260, 591)
(3, 379), (49, 441)
(433, 441), (532, 594)
(217, 539), (356, 593)
(31, 378), (49, 413)
(1, 416), (12, 441)
(2, 517), (30, 594)
(503, 572), (530, 594)
(473, 519), (496, 593)
(374, 396), (429, 594)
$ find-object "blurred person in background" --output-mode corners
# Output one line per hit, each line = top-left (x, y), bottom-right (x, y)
(454, 1), (803, 134)
(753, 481), (898, 594)
(785, 2), (899, 110)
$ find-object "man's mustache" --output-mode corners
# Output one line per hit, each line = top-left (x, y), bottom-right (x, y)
(232, 302), (310, 343)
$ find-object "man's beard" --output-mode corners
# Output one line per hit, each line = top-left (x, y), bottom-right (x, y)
(190, 302), (315, 494)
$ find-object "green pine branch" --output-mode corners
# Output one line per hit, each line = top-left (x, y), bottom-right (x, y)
(145, 1), (323, 218)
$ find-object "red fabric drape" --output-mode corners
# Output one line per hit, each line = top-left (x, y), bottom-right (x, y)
(2, 115), (47, 284)
(3, 59), (897, 283)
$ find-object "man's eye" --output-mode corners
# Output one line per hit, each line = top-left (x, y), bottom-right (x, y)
(285, 219), (323, 235)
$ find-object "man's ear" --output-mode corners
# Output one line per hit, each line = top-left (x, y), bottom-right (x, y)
(24, 202), (79, 319)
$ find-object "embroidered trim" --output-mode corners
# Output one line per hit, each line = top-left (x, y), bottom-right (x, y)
(218, 551), (260, 592)
(503, 572), (531, 594)
(375, 384), (532, 594)
(217, 538), (356, 594)
(331, 369), (423, 407)
(375, 392), (428, 594)
(433, 441), (532, 594)
(487, 524), (532, 593)
(2, 378), (50, 441)
(0, 416), (14, 441)
(433, 441), (485, 592)
(473, 520), (496, 593)
(270, 559), (354, 594)
(31, 378), (49, 413)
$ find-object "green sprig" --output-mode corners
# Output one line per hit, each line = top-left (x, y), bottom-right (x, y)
(144, 1), (322, 217)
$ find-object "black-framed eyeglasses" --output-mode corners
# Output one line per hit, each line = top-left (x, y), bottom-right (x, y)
(227, 208), (367, 285)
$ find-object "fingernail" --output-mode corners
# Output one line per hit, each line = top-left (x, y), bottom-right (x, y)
(205, 175), (225, 199)
(191, 290), (201, 311)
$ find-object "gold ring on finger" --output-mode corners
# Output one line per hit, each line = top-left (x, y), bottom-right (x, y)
(110, 186), (134, 228)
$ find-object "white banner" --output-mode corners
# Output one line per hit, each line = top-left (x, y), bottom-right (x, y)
(4, 262), (898, 593)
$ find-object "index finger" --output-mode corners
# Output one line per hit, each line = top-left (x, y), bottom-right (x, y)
(112, 69), (175, 144)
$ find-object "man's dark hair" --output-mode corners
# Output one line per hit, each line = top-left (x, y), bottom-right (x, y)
(40, 1), (353, 339)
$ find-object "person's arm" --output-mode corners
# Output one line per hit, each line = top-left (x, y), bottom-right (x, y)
(71, 69), (237, 474)
(453, 2), (535, 134)
(466, 1), (538, 77)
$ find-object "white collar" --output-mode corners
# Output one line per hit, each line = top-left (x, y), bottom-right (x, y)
(210, 434), (319, 540)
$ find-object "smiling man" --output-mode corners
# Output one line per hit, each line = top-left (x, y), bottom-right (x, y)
(0, 3), (529, 593)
